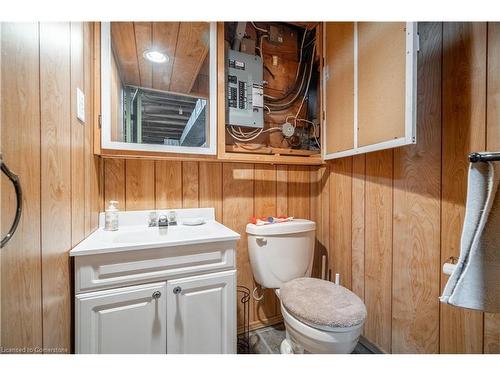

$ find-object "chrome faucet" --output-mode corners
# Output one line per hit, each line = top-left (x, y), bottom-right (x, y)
(158, 214), (169, 227)
(149, 211), (176, 227)
(148, 212), (158, 227)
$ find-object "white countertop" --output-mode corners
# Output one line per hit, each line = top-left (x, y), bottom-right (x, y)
(70, 208), (240, 257)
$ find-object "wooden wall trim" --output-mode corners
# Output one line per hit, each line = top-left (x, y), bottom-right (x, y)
(40, 22), (73, 352)
(392, 22), (442, 354)
(364, 150), (393, 353)
(71, 22), (86, 248)
(1, 22), (43, 350)
(351, 155), (365, 302)
(1, 22), (99, 353)
(329, 158), (352, 289)
(484, 22), (500, 354)
(155, 160), (182, 210)
(440, 22), (487, 354)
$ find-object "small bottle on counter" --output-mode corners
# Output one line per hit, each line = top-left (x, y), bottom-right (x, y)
(104, 200), (119, 231)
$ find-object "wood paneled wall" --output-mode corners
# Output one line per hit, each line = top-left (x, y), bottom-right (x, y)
(318, 22), (499, 354)
(103, 159), (315, 330)
(1, 22), (100, 353)
(3, 21), (497, 355)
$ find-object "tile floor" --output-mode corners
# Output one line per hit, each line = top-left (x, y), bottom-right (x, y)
(240, 323), (374, 354)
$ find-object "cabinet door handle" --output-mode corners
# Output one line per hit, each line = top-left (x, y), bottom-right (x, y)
(152, 291), (161, 299)
(173, 286), (182, 295)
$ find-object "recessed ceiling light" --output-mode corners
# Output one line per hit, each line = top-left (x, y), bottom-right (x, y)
(143, 50), (169, 64)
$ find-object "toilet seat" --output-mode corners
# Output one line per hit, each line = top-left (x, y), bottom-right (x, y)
(281, 302), (363, 333)
(280, 301), (364, 354)
(280, 277), (367, 330)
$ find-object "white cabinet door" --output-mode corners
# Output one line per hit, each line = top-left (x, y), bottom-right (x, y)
(166, 270), (236, 354)
(323, 22), (418, 159)
(76, 282), (166, 354)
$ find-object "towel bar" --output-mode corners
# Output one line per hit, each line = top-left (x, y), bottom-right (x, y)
(469, 151), (500, 163)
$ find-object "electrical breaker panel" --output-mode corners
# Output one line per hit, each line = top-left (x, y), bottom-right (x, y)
(226, 49), (264, 129)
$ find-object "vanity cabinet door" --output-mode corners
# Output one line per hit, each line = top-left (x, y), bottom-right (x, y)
(76, 282), (167, 354)
(166, 270), (236, 354)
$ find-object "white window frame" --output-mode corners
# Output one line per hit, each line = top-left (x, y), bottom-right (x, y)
(322, 22), (418, 160)
(100, 22), (218, 155)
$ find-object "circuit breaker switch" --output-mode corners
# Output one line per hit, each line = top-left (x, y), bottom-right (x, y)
(252, 84), (264, 108)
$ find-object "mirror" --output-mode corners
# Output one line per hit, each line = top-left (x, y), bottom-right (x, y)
(101, 22), (217, 155)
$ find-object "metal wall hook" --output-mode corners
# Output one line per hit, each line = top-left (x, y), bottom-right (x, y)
(1, 154), (23, 248)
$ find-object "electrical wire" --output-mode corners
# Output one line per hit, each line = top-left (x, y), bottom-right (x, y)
(255, 34), (269, 59)
(265, 41), (316, 111)
(234, 142), (267, 150)
(251, 22), (268, 33)
(227, 126), (281, 142)
(264, 29), (310, 101)
(228, 24), (319, 147)
(292, 43), (316, 120)
(264, 61), (308, 106)
(264, 34), (316, 110)
(292, 118), (321, 148)
(295, 29), (308, 82)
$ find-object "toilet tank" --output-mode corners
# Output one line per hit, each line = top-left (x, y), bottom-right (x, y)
(246, 219), (316, 289)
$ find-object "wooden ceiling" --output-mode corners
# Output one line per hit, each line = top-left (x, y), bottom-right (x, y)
(111, 22), (210, 96)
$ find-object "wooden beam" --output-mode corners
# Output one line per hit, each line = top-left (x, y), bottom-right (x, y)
(169, 22), (210, 94)
(133, 22), (153, 88)
(110, 22), (140, 86)
(152, 22), (179, 91)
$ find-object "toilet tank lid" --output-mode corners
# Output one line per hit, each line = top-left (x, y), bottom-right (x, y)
(246, 219), (316, 235)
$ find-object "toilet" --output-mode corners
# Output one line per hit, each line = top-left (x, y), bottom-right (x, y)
(246, 219), (367, 354)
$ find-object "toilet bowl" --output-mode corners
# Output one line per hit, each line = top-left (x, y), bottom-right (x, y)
(280, 300), (364, 354)
(246, 219), (367, 354)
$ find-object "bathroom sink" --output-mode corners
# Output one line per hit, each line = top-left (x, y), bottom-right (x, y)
(69, 208), (240, 256)
(109, 223), (217, 245)
(111, 227), (170, 244)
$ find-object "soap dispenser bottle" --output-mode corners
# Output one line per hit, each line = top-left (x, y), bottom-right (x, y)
(104, 200), (119, 231)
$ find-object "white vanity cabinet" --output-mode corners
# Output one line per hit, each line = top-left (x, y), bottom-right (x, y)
(76, 282), (167, 354)
(71, 208), (240, 354)
(166, 270), (236, 354)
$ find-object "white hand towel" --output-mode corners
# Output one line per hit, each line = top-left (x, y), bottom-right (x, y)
(440, 159), (500, 312)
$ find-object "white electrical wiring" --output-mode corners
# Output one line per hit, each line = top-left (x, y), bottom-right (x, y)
(255, 34), (268, 59)
(229, 24), (319, 148)
(265, 40), (316, 109)
(293, 118), (321, 148)
(294, 44), (316, 115)
(227, 126), (281, 142)
(236, 127), (261, 137)
(251, 22), (268, 33)
(295, 30), (308, 81)
(265, 63), (307, 105)
(264, 30), (309, 101)
(234, 142), (266, 150)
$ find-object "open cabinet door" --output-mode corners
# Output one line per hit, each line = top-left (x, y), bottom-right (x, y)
(323, 22), (418, 160)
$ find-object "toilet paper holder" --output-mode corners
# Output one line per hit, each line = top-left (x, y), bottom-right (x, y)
(443, 256), (458, 275)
